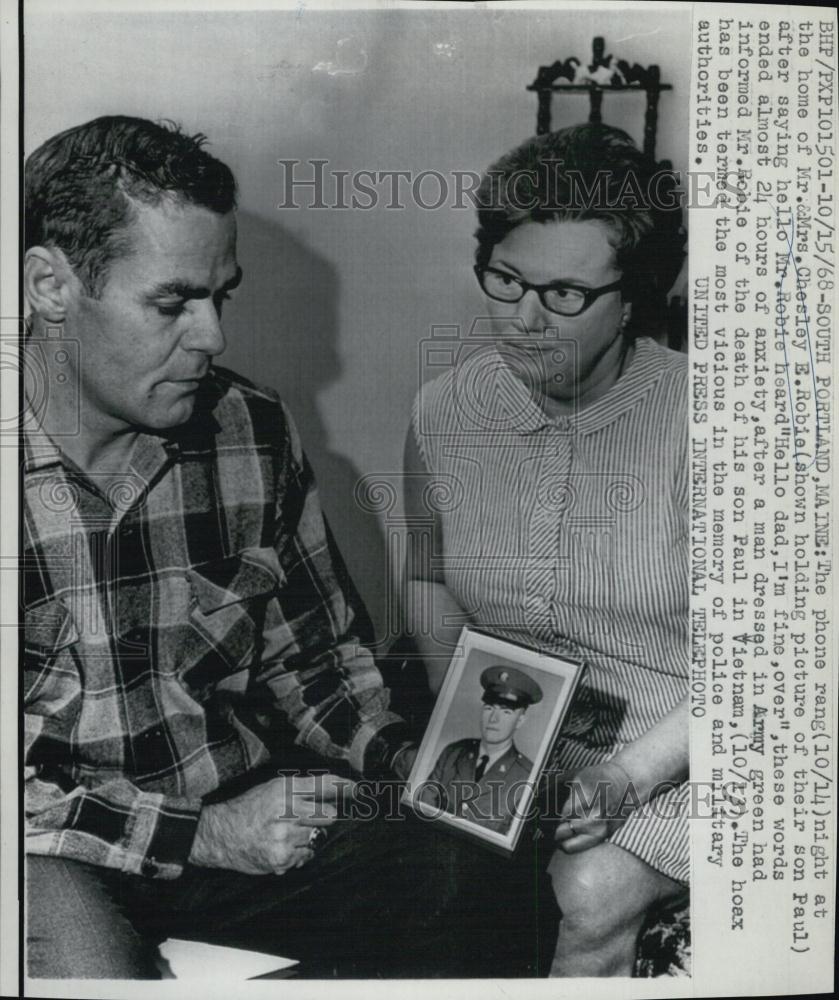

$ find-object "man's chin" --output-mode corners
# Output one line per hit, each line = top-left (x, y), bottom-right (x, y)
(142, 398), (198, 432)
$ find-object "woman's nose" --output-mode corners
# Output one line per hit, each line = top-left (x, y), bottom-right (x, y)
(519, 289), (554, 335)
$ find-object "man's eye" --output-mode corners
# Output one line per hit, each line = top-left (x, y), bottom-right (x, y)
(213, 291), (232, 314)
(156, 302), (186, 317)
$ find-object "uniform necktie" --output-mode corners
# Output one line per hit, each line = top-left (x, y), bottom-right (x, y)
(475, 754), (489, 781)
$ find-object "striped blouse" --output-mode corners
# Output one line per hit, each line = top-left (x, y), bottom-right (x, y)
(411, 336), (690, 881)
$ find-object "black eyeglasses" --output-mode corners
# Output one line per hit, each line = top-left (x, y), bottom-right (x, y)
(474, 265), (624, 317)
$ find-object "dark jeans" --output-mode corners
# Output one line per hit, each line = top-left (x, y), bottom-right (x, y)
(27, 810), (558, 979)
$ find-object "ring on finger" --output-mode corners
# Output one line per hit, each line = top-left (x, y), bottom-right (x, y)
(308, 827), (328, 851)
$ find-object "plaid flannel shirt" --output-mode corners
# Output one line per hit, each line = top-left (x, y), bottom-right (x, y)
(24, 366), (402, 879)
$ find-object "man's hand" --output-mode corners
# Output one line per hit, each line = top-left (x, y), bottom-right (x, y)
(189, 774), (353, 875)
(554, 759), (636, 854)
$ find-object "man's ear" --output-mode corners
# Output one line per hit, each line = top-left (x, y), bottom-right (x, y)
(515, 710), (527, 731)
(24, 246), (78, 322)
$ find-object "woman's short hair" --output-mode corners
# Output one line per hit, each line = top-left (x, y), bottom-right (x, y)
(25, 115), (237, 297)
(474, 124), (685, 329)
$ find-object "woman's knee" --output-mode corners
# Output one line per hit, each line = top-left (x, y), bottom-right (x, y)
(549, 848), (612, 937)
(548, 844), (662, 941)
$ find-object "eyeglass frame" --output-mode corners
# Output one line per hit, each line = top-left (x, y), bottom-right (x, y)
(474, 264), (625, 318)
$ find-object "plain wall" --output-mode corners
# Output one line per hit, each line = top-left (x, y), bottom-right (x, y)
(25, 4), (691, 642)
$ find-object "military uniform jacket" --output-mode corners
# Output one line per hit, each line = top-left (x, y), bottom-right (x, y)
(425, 739), (534, 834)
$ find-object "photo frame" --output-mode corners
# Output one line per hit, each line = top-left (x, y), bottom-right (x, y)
(402, 627), (585, 856)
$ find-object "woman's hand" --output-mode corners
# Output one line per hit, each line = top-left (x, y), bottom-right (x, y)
(391, 743), (418, 781)
(554, 759), (636, 854)
(553, 697), (690, 854)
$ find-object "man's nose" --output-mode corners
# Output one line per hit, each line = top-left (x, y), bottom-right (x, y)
(183, 299), (227, 357)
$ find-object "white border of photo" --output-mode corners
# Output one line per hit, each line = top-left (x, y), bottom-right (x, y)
(402, 626), (585, 855)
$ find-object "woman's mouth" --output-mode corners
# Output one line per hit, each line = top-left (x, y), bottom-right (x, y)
(501, 338), (557, 354)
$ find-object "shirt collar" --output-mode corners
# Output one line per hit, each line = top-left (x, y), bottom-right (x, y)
(485, 337), (663, 436)
(454, 345), (553, 437)
(492, 355), (555, 435)
(22, 373), (224, 480)
(22, 397), (65, 473)
(478, 741), (516, 768)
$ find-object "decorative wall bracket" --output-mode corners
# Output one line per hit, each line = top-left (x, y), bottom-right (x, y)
(526, 36), (673, 160)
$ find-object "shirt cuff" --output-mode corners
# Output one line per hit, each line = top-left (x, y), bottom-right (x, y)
(122, 792), (202, 880)
(344, 713), (402, 775)
(359, 719), (415, 779)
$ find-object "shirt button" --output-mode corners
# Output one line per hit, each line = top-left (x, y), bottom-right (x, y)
(141, 857), (159, 876)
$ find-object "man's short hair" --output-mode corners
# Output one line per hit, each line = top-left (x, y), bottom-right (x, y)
(25, 115), (237, 296)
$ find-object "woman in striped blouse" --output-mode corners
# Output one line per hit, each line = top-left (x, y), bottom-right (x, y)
(404, 124), (689, 976)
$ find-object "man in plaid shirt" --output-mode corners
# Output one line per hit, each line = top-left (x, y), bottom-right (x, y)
(23, 116), (558, 979)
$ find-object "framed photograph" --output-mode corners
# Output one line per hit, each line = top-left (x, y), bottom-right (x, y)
(402, 627), (585, 856)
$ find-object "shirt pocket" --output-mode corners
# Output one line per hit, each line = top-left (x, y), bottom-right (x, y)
(185, 546), (285, 678)
(24, 598), (80, 703)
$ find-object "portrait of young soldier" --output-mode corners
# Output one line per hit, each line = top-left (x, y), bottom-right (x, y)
(21, 116), (558, 979)
(424, 666), (542, 834)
